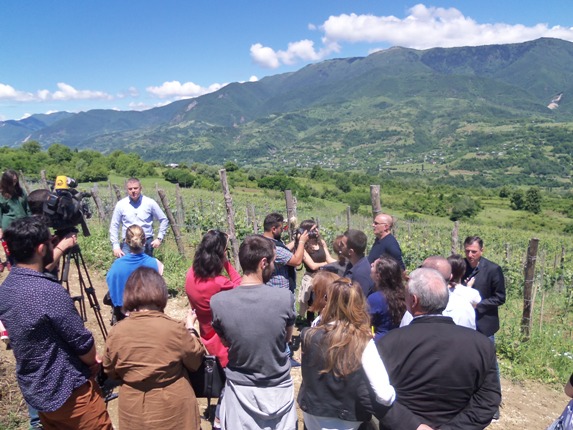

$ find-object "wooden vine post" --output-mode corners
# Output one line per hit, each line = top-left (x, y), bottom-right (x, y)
(521, 237), (539, 339)
(175, 184), (185, 228)
(157, 189), (186, 257)
(346, 206), (351, 231)
(284, 190), (297, 242)
(40, 170), (49, 190)
(370, 185), (382, 219)
(219, 169), (240, 270)
(112, 184), (123, 202)
(451, 221), (459, 255)
(19, 170), (31, 194)
(90, 184), (107, 221)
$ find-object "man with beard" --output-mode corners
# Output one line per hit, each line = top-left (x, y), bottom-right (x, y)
(0, 217), (112, 429)
(210, 235), (298, 429)
(262, 212), (308, 291)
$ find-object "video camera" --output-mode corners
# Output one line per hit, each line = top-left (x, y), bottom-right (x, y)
(29, 176), (92, 237)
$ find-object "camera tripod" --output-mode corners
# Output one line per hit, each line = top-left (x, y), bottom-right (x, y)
(59, 243), (108, 340)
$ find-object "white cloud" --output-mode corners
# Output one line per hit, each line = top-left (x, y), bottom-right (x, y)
(0, 83), (35, 101)
(250, 39), (340, 69)
(249, 75), (258, 82)
(146, 80), (225, 99)
(320, 4), (573, 49)
(0, 82), (112, 102)
(52, 83), (112, 101)
(252, 3), (573, 69)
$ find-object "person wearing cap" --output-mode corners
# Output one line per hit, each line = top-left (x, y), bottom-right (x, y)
(109, 178), (168, 258)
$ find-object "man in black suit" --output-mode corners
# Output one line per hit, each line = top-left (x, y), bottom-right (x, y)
(376, 268), (501, 430)
(463, 236), (505, 420)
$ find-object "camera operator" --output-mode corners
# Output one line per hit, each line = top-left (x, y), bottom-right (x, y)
(28, 188), (78, 274)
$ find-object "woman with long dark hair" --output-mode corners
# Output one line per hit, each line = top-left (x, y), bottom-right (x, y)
(368, 256), (406, 341)
(297, 220), (336, 322)
(185, 229), (240, 367)
(0, 170), (30, 266)
(298, 278), (395, 429)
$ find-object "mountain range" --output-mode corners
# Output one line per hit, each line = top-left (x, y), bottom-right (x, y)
(1, 37), (573, 179)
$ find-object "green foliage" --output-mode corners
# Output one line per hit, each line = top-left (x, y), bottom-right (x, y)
(510, 189), (525, 210)
(525, 187), (542, 214)
(449, 195), (482, 221)
(163, 168), (196, 188)
(223, 161), (239, 172)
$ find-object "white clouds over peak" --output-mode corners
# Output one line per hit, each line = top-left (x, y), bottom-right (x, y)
(146, 80), (226, 99)
(252, 3), (573, 69)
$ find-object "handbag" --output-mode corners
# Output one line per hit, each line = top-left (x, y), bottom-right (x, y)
(189, 354), (226, 404)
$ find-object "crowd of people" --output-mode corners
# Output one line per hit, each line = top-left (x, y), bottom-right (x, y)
(0, 174), (532, 430)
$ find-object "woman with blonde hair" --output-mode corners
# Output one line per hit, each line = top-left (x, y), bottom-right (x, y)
(106, 224), (164, 323)
(104, 267), (205, 429)
(298, 278), (395, 429)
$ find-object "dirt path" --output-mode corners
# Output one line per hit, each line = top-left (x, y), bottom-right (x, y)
(0, 267), (567, 429)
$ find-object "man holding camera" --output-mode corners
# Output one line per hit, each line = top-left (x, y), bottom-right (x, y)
(0, 217), (112, 430)
(109, 178), (168, 257)
(262, 212), (308, 291)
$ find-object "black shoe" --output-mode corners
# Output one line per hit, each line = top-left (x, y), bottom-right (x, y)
(289, 357), (301, 367)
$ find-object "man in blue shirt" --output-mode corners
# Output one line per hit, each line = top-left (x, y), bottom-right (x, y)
(0, 217), (112, 429)
(109, 177), (169, 257)
(367, 213), (405, 270)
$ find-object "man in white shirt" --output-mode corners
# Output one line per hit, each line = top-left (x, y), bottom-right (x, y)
(109, 178), (168, 257)
(401, 256), (476, 329)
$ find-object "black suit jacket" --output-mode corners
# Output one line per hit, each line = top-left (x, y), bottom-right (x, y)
(376, 316), (501, 430)
(464, 256), (506, 337)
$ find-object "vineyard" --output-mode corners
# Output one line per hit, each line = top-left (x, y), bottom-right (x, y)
(72, 175), (573, 387)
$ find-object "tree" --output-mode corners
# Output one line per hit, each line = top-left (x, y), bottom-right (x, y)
(47, 143), (73, 163)
(21, 141), (42, 154)
(510, 190), (525, 210)
(524, 187), (542, 214)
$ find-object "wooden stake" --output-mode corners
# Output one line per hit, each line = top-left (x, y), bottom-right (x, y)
(219, 169), (240, 270)
(521, 237), (539, 339)
(157, 189), (185, 257)
(370, 185), (381, 218)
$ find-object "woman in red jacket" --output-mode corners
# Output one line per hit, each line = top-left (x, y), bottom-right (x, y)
(185, 230), (240, 367)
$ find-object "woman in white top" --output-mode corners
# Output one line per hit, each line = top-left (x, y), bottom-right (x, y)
(298, 278), (395, 430)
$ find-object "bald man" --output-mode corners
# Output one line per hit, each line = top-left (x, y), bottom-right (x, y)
(367, 213), (405, 270)
(401, 256), (476, 329)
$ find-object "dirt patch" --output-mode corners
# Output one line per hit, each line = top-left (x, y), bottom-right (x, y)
(0, 267), (568, 429)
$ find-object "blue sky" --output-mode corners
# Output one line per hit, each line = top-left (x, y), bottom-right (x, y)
(1, 0), (573, 121)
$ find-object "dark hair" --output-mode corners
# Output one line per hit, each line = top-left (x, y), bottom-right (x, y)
(332, 234), (346, 264)
(344, 229), (367, 257)
(372, 256), (406, 326)
(463, 236), (483, 249)
(193, 230), (228, 279)
(299, 219), (319, 250)
(447, 254), (467, 285)
(3, 217), (51, 264)
(122, 267), (168, 313)
(0, 170), (23, 199)
(308, 271), (340, 313)
(263, 213), (284, 232)
(28, 189), (51, 216)
(239, 235), (274, 275)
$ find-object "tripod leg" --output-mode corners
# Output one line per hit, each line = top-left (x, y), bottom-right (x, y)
(67, 246), (108, 340)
